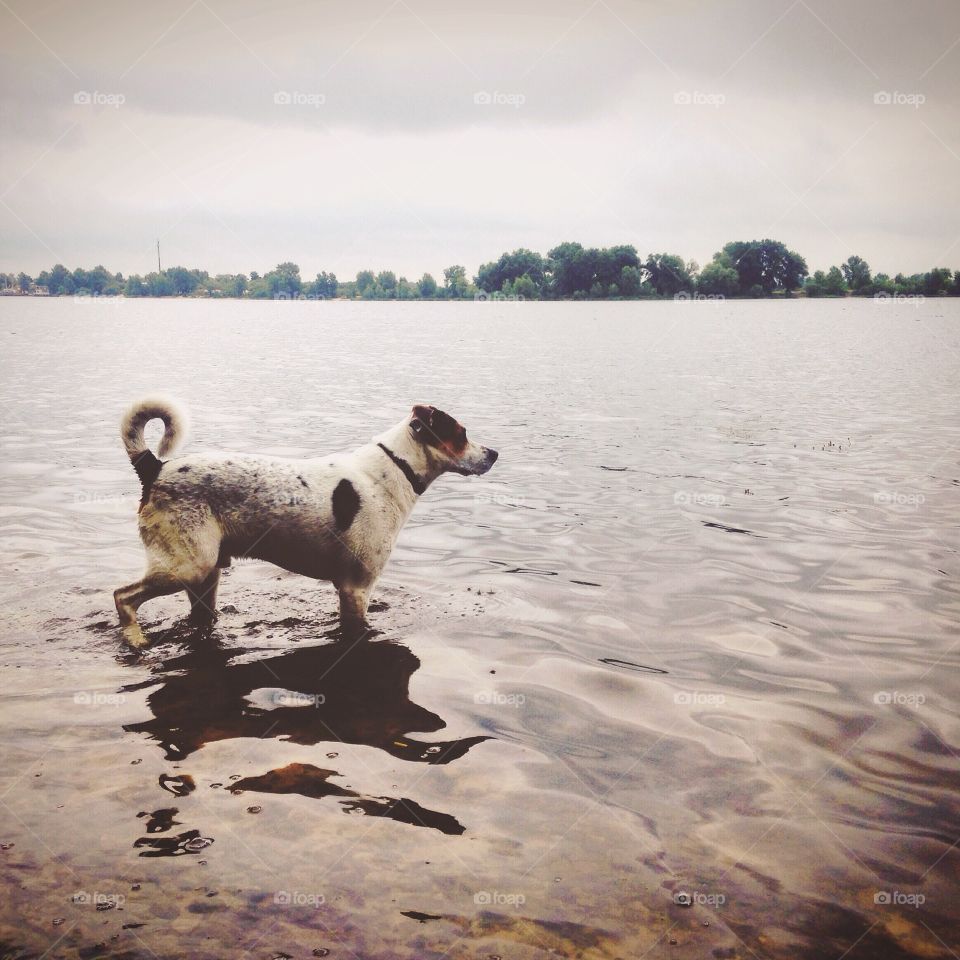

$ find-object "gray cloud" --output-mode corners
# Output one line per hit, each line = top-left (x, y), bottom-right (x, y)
(2, 0), (959, 277)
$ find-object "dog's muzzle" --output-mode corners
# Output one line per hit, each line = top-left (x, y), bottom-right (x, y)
(478, 447), (499, 473)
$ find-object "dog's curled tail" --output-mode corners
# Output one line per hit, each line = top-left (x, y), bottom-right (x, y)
(121, 397), (189, 495)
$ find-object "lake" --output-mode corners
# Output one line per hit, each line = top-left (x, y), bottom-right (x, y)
(0, 296), (958, 959)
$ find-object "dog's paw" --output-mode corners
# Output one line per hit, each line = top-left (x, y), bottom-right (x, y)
(121, 623), (150, 649)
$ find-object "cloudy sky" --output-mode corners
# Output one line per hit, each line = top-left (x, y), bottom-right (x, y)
(1, 0), (958, 280)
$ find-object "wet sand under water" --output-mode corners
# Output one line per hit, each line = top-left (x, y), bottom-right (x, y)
(1, 298), (959, 959)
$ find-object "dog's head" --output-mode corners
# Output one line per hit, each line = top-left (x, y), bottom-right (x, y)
(409, 404), (498, 476)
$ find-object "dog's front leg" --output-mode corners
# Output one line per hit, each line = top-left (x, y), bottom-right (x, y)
(338, 584), (372, 639)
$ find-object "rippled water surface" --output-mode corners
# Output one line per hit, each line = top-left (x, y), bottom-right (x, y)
(1, 297), (958, 959)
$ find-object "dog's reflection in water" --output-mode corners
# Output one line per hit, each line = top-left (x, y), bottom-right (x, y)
(122, 628), (488, 847)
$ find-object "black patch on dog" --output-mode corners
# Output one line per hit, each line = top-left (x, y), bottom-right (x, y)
(132, 450), (163, 505)
(332, 479), (361, 531)
(178, 465), (191, 473)
(298, 475), (309, 488)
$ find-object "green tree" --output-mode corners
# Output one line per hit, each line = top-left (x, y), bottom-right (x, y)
(307, 271), (337, 299)
(145, 272), (175, 296)
(618, 265), (643, 297)
(697, 256), (739, 297)
(547, 242), (640, 298)
(376, 271), (397, 296)
(823, 266), (847, 296)
(417, 273), (438, 298)
(355, 270), (375, 296)
(511, 274), (538, 300)
(266, 262), (302, 299)
(16, 272), (32, 292)
(476, 248), (546, 294)
(47, 264), (75, 295)
(443, 265), (469, 298)
(124, 275), (147, 297)
(165, 266), (200, 296)
(719, 239), (808, 294)
(841, 255), (871, 292)
(547, 242), (592, 297)
(804, 271), (826, 297)
(212, 273), (248, 297)
(923, 267), (953, 296)
(644, 253), (695, 297)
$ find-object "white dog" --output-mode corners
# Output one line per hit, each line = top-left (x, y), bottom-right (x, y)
(114, 399), (498, 647)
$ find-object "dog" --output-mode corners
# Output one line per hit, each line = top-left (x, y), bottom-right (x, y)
(114, 399), (498, 647)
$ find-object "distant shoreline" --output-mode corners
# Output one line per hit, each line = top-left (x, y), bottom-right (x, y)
(4, 240), (958, 301)
(0, 291), (944, 304)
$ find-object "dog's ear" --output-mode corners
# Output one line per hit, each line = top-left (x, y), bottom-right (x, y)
(411, 404), (434, 434)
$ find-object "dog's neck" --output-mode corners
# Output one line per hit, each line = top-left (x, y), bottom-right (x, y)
(369, 421), (440, 501)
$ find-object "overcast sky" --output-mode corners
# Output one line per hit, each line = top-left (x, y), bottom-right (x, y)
(1, 0), (959, 280)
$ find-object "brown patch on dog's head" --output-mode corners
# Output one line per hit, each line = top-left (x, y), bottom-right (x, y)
(411, 404), (467, 455)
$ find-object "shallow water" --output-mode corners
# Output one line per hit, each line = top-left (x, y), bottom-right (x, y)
(0, 297), (958, 959)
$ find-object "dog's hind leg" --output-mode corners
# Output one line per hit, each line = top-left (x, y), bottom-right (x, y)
(114, 572), (185, 648)
(187, 569), (221, 627)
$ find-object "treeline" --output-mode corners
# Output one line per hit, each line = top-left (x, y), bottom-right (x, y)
(5, 240), (960, 300)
